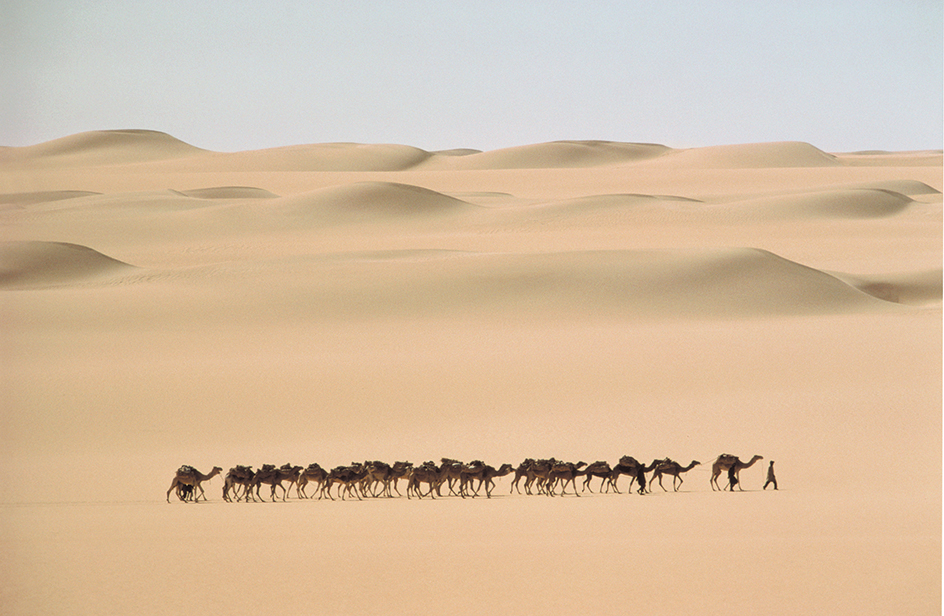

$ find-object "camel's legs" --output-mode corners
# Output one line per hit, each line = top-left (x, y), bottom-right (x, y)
(559, 478), (573, 496)
(655, 474), (668, 492)
(523, 476), (535, 495)
(607, 476), (620, 493)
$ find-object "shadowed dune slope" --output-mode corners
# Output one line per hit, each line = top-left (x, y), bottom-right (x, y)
(177, 187), (280, 199)
(1, 130), (205, 165)
(192, 248), (894, 320)
(728, 188), (916, 220)
(265, 181), (479, 223)
(0, 241), (134, 287)
(839, 180), (941, 196)
(832, 269), (943, 306)
(423, 141), (671, 169)
(0, 191), (101, 206)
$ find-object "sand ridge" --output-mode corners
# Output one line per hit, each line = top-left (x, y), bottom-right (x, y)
(9, 130), (939, 174)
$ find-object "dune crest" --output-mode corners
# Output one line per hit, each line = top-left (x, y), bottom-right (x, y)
(4, 130), (204, 165)
(728, 188), (915, 220)
(267, 181), (478, 223)
(0, 241), (134, 288)
(655, 141), (839, 168)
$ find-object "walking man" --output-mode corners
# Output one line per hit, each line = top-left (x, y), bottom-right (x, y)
(763, 460), (778, 490)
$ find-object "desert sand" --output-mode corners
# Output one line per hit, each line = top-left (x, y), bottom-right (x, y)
(0, 130), (940, 615)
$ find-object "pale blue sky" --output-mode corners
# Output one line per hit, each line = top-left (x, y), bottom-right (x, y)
(3, 1), (942, 152)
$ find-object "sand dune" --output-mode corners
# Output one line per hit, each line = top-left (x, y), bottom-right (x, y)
(832, 268), (943, 305)
(726, 188), (916, 220)
(0, 190), (101, 207)
(0, 240), (133, 287)
(0, 132), (939, 616)
(177, 186), (280, 199)
(838, 179), (941, 196)
(133, 248), (890, 322)
(653, 141), (839, 168)
(1, 129), (204, 166)
(5, 131), (940, 177)
(265, 181), (479, 223)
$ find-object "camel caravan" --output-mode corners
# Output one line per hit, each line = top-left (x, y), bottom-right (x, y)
(167, 454), (771, 502)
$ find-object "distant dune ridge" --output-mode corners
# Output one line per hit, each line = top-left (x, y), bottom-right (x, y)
(6, 130), (938, 171)
(1, 129), (205, 165)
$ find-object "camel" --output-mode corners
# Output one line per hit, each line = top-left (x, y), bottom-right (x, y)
(323, 463), (368, 501)
(406, 461), (442, 499)
(636, 460), (662, 495)
(251, 464), (303, 502)
(296, 463), (327, 499)
(357, 461), (389, 497)
(510, 459), (535, 494)
(545, 461), (587, 497)
(581, 460), (613, 493)
(710, 454), (763, 491)
(457, 460), (488, 498)
(524, 458), (558, 495)
(166, 465), (222, 503)
(479, 464), (515, 498)
(278, 463), (303, 498)
(607, 456), (645, 494)
(222, 465), (255, 502)
(608, 457), (659, 495)
(650, 459), (701, 492)
(440, 458), (467, 497)
(388, 461), (413, 497)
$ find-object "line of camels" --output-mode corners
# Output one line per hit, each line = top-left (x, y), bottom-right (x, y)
(167, 454), (769, 502)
